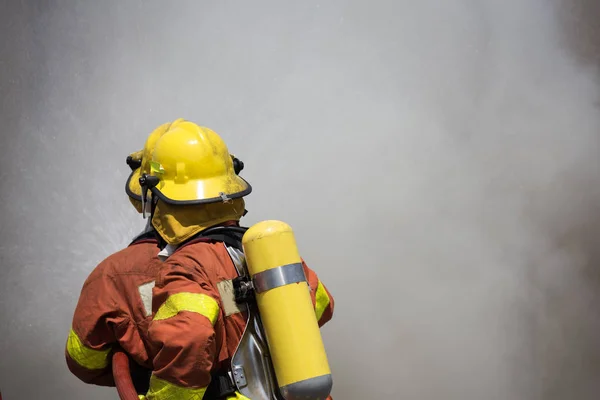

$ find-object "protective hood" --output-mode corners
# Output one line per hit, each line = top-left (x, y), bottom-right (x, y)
(151, 197), (246, 246)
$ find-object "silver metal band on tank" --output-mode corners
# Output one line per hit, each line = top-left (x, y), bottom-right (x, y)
(252, 262), (307, 293)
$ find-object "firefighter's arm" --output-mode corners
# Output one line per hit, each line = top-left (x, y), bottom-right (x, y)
(65, 274), (127, 386)
(301, 259), (335, 327)
(145, 261), (219, 400)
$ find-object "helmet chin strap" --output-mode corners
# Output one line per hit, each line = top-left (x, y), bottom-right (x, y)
(141, 187), (148, 219)
(143, 196), (152, 217)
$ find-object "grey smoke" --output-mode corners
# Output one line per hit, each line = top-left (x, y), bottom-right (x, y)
(1, 1), (600, 399)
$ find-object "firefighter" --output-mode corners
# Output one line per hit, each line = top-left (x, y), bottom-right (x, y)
(138, 120), (334, 400)
(65, 118), (184, 394)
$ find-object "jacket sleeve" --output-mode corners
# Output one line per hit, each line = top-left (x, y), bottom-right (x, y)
(301, 259), (335, 327)
(145, 260), (221, 400)
(65, 273), (129, 386)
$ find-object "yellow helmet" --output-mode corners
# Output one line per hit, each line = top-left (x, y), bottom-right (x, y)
(139, 121), (251, 245)
(141, 120), (251, 204)
(125, 118), (185, 213)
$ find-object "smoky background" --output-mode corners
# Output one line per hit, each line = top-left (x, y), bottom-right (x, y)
(1, 0), (600, 399)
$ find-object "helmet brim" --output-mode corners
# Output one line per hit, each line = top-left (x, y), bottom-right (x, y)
(125, 167), (143, 201)
(150, 175), (252, 205)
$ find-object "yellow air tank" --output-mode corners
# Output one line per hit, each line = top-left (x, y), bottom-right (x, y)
(242, 220), (333, 400)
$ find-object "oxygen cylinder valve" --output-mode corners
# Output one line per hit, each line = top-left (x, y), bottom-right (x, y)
(233, 276), (254, 303)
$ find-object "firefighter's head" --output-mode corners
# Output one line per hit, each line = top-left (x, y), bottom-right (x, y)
(139, 120), (251, 245)
(125, 118), (185, 214)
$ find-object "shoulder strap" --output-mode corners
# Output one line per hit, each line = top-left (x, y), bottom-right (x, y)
(176, 225), (249, 253)
(200, 226), (248, 251)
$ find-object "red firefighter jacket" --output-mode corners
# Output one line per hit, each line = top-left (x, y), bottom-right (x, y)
(65, 232), (162, 387)
(145, 239), (334, 399)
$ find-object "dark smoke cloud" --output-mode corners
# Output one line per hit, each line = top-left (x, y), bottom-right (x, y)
(559, 0), (600, 68)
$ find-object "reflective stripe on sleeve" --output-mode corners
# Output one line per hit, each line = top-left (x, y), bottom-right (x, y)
(153, 292), (219, 325)
(145, 374), (207, 400)
(314, 280), (331, 322)
(66, 328), (111, 370)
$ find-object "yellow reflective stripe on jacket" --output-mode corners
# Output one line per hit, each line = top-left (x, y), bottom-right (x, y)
(145, 374), (207, 400)
(153, 292), (219, 325)
(225, 392), (252, 400)
(314, 280), (331, 321)
(66, 328), (111, 370)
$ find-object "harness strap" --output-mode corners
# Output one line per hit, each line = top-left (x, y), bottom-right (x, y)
(176, 225), (249, 253)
